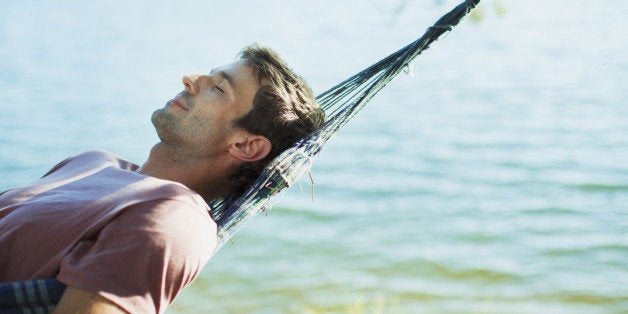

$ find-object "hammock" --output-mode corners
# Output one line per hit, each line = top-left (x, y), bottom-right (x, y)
(0, 1), (479, 312)
(213, 0), (481, 248)
(0, 278), (64, 313)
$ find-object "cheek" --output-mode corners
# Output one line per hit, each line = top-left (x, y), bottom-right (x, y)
(184, 110), (233, 144)
(184, 112), (214, 136)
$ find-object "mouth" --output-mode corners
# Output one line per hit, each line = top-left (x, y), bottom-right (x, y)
(170, 96), (189, 111)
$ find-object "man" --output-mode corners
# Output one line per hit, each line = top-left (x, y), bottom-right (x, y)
(0, 44), (325, 313)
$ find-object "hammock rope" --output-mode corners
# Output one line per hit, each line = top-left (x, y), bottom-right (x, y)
(213, 0), (481, 248)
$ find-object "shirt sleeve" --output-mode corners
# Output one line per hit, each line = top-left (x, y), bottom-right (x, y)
(56, 199), (217, 314)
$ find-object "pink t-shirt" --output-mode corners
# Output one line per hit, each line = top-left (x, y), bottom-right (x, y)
(0, 150), (218, 313)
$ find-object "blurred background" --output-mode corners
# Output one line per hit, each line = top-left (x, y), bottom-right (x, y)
(1, 0), (627, 313)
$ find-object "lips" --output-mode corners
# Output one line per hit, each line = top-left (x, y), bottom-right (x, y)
(171, 97), (189, 111)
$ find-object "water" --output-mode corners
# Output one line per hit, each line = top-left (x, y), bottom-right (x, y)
(1, 0), (627, 313)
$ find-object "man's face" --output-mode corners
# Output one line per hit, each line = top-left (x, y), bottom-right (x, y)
(151, 60), (260, 158)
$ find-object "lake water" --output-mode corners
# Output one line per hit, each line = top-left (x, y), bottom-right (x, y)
(1, 0), (627, 313)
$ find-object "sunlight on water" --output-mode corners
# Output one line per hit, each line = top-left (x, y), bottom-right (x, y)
(1, 0), (627, 313)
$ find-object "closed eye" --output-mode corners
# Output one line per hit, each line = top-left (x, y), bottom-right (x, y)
(213, 85), (225, 94)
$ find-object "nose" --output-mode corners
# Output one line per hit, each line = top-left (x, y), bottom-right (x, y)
(182, 74), (213, 95)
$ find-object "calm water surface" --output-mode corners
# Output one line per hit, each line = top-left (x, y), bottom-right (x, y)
(1, 1), (627, 313)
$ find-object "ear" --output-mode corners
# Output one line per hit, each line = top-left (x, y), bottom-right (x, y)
(228, 133), (272, 162)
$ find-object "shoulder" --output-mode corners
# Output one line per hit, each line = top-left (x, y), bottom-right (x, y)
(121, 197), (217, 259)
(108, 198), (218, 299)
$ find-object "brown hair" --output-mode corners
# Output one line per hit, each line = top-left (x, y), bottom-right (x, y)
(228, 44), (325, 196)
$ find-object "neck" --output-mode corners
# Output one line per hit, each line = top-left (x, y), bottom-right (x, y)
(137, 143), (236, 201)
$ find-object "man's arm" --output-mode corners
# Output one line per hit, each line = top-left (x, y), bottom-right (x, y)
(52, 286), (128, 314)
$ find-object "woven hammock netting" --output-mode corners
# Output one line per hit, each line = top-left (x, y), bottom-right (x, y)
(213, 0), (480, 248)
